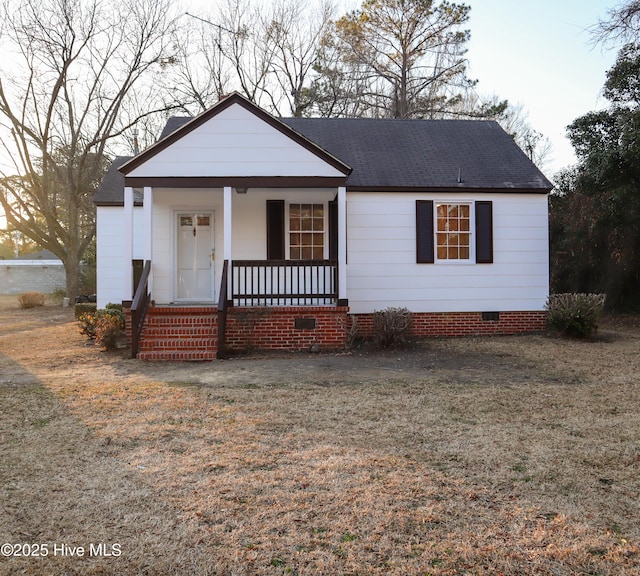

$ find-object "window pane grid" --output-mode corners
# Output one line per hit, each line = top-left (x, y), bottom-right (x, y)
(436, 203), (470, 261)
(289, 203), (324, 260)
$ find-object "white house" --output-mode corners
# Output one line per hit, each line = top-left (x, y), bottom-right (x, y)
(94, 93), (552, 360)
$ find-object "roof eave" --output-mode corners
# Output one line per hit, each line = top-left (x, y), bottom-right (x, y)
(345, 185), (552, 194)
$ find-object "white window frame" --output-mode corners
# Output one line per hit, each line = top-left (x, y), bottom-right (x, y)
(286, 201), (328, 261)
(434, 200), (475, 264)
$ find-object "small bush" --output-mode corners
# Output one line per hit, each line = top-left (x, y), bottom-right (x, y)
(545, 293), (606, 338)
(18, 292), (45, 309)
(78, 311), (99, 339)
(75, 302), (97, 319)
(78, 303), (125, 349)
(373, 307), (413, 349)
(95, 313), (125, 350)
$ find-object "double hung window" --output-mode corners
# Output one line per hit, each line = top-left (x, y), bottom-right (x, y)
(289, 203), (324, 260)
(416, 200), (493, 264)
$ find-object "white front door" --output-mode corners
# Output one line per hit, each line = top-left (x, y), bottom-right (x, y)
(177, 212), (215, 301)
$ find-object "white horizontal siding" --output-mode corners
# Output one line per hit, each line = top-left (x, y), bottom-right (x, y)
(97, 189), (549, 314)
(149, 187), (336, 304)
(151, 189), (224, 304)
(96, 206), (143, 308)
(128, 105), (344, 179)
(229, 188), (335, 260)
(345, 192), (549, 314)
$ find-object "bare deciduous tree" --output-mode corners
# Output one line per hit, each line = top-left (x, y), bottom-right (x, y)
(267, 0), (335, 116)
(0, 0), (181, 298)
(217, 0), (279, 109)
(593, 0), (640, 46)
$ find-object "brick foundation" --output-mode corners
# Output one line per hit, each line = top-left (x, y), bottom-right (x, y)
(124, 304), (350, 359)
(225, 306), (350, 353)
(124, 305), (545, 360)
(352, 310), (546, 339)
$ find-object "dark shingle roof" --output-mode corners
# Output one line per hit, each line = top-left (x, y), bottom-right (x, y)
(159, 117), (191, 140)
(94, 156), (142, 205)
(281, 117), (552, 191)
(155, 115), (551, 191)
(95, 112), (552, 206)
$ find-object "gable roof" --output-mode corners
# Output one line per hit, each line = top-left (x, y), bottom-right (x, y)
(95, 156), (141, 206)
(151, 111), (552, 192)
(119, 93), (351, 177)
(95, 94), (552, 206)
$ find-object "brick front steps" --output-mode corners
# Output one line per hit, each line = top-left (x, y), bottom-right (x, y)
(132, 305), (350, 360)
(136, 307), (218, 361)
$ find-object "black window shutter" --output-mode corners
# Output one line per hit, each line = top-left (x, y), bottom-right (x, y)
(329, 198), (338, 260)
(416, 200), (434, 263)
(266, 200), (285, 260)
(475, 200), (493, 264)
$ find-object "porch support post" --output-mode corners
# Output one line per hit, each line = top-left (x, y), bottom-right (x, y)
(143, 186), (153, 294)
(337, 185), (348, 305)
(123, 186), (134, 300)
(223, 186), (232, 261)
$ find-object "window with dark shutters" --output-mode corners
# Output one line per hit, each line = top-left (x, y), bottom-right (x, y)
(417, 199), (493, 264)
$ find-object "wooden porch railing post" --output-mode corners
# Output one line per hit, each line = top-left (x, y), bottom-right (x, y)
(217, 260), (230, 359)
(131, 260), (151, 359)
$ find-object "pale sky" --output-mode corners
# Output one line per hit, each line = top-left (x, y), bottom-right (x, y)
(465, 0), (618, 177)
(0, 0), (623, 230)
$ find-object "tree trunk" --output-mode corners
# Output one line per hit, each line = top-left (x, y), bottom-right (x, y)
(63, 254), (82, 302)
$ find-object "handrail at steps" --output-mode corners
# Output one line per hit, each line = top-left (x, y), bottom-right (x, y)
(131, 260), (151, 359)
(217, 259), (230, 359)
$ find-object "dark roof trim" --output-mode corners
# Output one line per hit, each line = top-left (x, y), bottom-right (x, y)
(346, 186), (551, 194)
(95, 199), (144, 207)
(123, 176), (348, 189)
(119, 93), (352, 176)
(99, 183), (548, 207)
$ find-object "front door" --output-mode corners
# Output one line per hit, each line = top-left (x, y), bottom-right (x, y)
(177, 212), (215, 301)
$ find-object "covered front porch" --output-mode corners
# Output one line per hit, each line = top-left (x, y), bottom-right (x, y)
(114, 92), (354, 359)
(124, 184), (349, 359)
(123, 184), (348, 303)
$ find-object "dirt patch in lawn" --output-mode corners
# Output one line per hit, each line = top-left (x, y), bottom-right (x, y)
(1, 303), (639, 575)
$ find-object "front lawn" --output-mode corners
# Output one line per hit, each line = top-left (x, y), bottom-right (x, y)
(0, 305), (638, 575)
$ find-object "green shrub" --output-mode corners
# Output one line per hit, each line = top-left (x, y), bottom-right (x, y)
(78, 311), (99, 339)
(74, 302), (97, 319)
(17, 292), (45, 309)
(95, 313), (125, 350)
(78, 303), (125, 349)
(373, 307), (413, 349)
(545, 293), (606, 338)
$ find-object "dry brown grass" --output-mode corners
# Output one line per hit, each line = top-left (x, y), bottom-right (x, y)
(1, 304), (639, 575)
